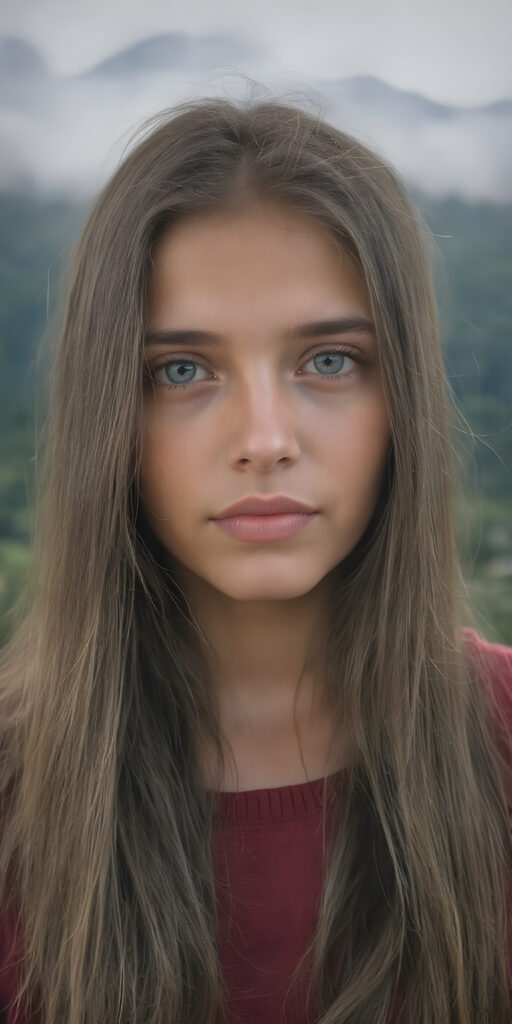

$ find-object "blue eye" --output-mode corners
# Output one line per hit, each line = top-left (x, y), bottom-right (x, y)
(144, 346), (365, 392)
(150, 359), (209, 389)
(302, 351), (357, 377)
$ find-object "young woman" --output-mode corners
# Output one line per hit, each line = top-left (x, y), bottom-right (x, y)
(0, 94), (510, 1024)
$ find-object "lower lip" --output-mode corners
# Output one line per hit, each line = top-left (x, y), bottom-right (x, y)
(212, 512), (318, 542)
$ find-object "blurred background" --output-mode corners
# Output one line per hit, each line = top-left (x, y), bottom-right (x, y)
(0, 0), (511, 643)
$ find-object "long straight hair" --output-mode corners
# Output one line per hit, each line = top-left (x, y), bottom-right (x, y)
(0, 88), (510, 1023)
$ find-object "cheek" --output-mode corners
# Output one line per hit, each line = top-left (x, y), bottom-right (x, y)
(139, 416), (192, 522)
(328, 401), (391, 505)
(141, 455), (185, 513)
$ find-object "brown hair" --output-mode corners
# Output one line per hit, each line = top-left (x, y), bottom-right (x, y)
(0, 86), (510, 1023)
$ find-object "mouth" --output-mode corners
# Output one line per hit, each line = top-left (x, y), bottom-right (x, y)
(215, 494), (317, 519)
(211, 510), (318, 543)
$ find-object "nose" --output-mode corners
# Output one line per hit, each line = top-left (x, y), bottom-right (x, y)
(227, 373), (302, 471)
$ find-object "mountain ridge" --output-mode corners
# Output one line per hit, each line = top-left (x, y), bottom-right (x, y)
(0, 34), (510, 201)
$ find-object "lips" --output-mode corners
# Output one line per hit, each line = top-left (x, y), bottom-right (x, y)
(214, 494), (316, 519)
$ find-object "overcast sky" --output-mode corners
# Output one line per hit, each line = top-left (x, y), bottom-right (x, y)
(2, 0), (512, 106)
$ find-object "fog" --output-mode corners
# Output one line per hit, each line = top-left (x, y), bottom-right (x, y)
(0, 31), (511, 202)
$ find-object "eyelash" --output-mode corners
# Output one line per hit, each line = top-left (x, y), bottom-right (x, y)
(144, 345), (367, 393)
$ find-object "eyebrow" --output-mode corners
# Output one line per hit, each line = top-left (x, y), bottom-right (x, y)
(144, 316), (376, 348)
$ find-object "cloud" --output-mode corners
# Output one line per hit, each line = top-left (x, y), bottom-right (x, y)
(0, 35), (510, 202)
(2, 0), (512, 106)
(318, 78), (512, 202)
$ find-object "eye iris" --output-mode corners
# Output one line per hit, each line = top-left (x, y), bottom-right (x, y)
(166, 361), (196, 384)
(314, 352), (345, 375)
(160, 353), (348, 385)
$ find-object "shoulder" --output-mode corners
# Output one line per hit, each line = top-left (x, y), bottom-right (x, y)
(462, 628), (512, 810)
(462, 626), (512, 673)
(462, 627), (512, 732)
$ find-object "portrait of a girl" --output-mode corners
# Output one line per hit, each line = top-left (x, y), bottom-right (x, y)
(0, 95), (510, 1024)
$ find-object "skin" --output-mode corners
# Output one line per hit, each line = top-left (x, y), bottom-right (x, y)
(140, 199), (391, 790)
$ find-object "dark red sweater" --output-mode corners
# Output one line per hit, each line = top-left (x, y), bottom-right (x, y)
(1, 629), (511, 1023)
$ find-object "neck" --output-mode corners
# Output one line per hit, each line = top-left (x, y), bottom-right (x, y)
(176, 565), (335, 722)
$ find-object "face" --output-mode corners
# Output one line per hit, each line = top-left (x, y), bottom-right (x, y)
(140, 200), (391, 602)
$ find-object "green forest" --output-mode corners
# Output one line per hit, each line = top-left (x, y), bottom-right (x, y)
(1, 191), (511, 645)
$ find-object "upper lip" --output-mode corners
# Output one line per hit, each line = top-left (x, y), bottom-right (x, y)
(214, 495), (317, 519)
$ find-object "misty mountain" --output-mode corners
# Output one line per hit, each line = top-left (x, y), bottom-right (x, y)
(0, 36), (48, 81)
(0, 36), (50, 111)
(324, 74), (512, 121)
(0, 33), (511, 201)
(79, 31), (262, 78)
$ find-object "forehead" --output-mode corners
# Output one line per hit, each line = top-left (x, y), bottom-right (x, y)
(147, 200), (371, 320)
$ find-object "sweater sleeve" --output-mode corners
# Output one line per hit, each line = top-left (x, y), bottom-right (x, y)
(463, 628), (512, 809)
